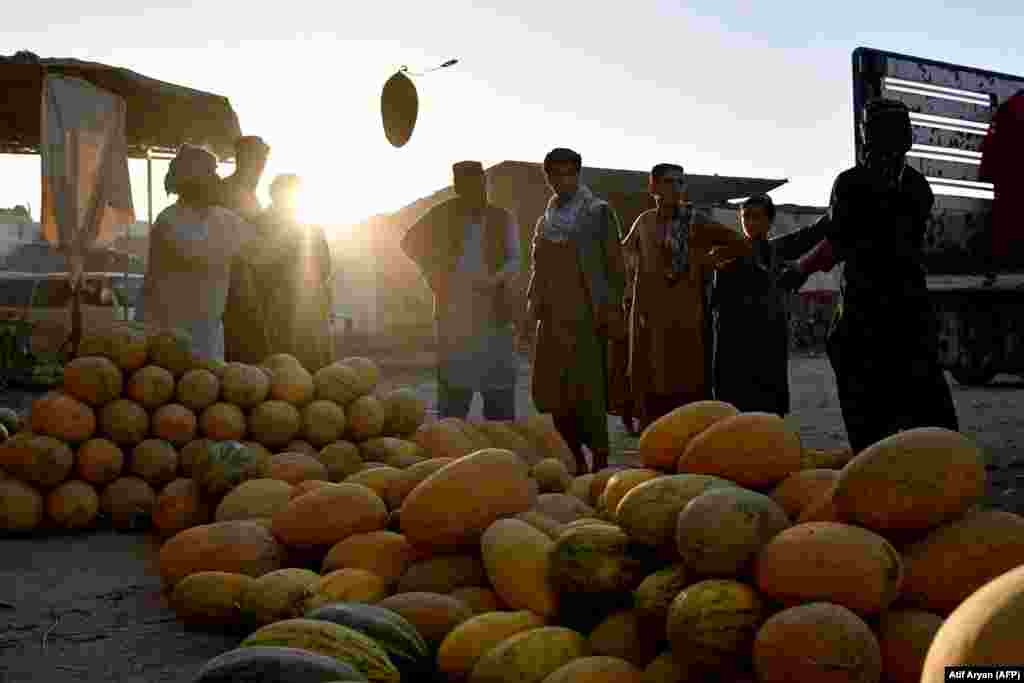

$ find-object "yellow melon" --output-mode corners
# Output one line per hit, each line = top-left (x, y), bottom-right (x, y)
(99, 399), (149, 446)
(266, 452), (329, 486)
(677, 413), (802, 489)
(45, 479), (101, 529)
(322, 530), (420, 586)
(532, 458), (572, 494)
(769, 469), (839, 520)
(0, 433), (75, 488)
(215, 478), (295, 522)
(240, 567), (321, 626)
(62, 355), (123, 406)
(175, 368), (221, 412)
(271, 481), (389, 548)
(877, 608), (944, 683)
(301, 399), (347, 447)
(100, 476), (157, 530)
(468, 626), (590, 683)
(346, 395), (387, 442)
(220, 362), (271, 408)
(129, 439), (180, 488)
(305, 568), (391, 610)
(147, 328), (195, 377)
(318, 440), (364, 482)
(314, 362), (364, 404)
(481, 518), (559, 618)
(0, 477), (45, 532)
(269, 363), (316, 406)
(284, 439), (319, 457)
(153, 477), (211, 537)
(248, 400), (302, 449)
(381, 387), (427, 436)
(126, 365), (176, 409)
(340, 356), (381, 396)
(438, 610), (548, 679)
(169, 571), (254, 627)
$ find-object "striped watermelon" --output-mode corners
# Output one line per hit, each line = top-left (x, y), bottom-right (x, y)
(305, 603), (431, 679)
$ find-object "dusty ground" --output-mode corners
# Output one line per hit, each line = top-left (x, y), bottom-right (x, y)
(2, 354), (1023, 682)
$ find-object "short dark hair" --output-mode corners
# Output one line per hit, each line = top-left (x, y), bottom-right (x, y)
(650, 163), (685, 181)
(543, 148), (582, 174)
(741, 193), (776, 222)
(452, 160), (484, 178)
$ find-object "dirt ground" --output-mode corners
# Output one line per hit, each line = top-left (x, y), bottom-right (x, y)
(2, 354), (1023, 683)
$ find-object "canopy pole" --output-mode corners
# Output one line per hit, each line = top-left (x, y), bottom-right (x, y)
(147, 148), (153, 225)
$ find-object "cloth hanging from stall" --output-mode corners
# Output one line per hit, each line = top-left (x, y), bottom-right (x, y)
(40, 73), (135, 286)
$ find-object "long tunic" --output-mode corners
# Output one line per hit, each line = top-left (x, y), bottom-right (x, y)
(437, 216), (521, 391)
(245, 213), (336, 372)
(529, 202), (626, 452)
(712, 238), (790, 415)
(823, 163), (959, 452)
(140, 204), (253, 361)
(622, 208), (747, 419)
(979, 90), (1024, 266)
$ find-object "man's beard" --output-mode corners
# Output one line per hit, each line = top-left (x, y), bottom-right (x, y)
(865, 149), (906, 190)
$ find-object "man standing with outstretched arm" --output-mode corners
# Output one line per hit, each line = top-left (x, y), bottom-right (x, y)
(778, 98), (959, 453)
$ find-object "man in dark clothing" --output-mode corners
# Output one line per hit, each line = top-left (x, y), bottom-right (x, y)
(778, 98), (960, 453)
(979, 89), (1024, 278)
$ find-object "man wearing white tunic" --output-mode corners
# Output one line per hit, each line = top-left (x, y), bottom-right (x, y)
(401, 161), (522, 419)
(140, 145), (256, 362)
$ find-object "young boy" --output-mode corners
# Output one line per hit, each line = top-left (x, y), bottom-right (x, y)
(710, 194), (791, 415)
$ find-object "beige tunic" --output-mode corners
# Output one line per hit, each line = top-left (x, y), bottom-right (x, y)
(623, 208), (746, 405)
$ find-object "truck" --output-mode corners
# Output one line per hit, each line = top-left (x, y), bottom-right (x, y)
(851, 47), (1024, 386)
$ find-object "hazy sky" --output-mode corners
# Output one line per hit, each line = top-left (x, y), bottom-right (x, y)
(2, 0), (1022, 233)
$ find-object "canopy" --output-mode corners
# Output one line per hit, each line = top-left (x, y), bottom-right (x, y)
(0, 51), (241, 159)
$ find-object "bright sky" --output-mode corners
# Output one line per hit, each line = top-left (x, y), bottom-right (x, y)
(2, 0), (1023, 235)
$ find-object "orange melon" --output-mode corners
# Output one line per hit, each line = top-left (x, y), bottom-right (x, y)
(769, 468), (839, 519)
(877, 608), (944, 683)
(29, 391), (96, 443)
(322, 530), (419, 585)
(271, 481), (388, 548)
(99, 399), (150, 446)
(305, 568), (390, 611)
(797, 486), (841, 523)
(150, 404), (198, 446)
(900, 509), (1024, 614)
(266, 452), (329, 485)
(481, 518), (559, 618)
(76, 438), (125, 487)
(376, 591), (474, 650)
(755, 522), (903, 615)
(220, 362), (271, 408)
(0, 433), (75, 488)
(301, 400), (347, 447)
(676, 412), (802, 489)
(175, 368), (221, 412)
(248, 400), (302, 449)
(401, 449), (533, 551)
(153, 477), (211, 537)
(412, 420), (478, 461)
(753, 602), (882, 683)
(129, 439), (180, 488)
(437, 610), (548, 679)
(45, 479), (100, 529)
(639, 400), (739, 471)
(920, 564), (1024, 682)
(199, 402), (247, 441)
(601, 469), (661, 516)
(62, 355), (123, 406)
(125, 365), (176, 409)
(99, 476), (157, 530)
(344, 465), (405, 506)
(158, 519), (286, 588)
(832, 427), (986, 534)
(0, 477), (45, 531)
(385, 457), (455, 509)
(289, 479), (337, 498)
(105, 324), (150, 372)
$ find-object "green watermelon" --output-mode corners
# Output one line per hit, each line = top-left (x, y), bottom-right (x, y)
(305, 603), (431, 680)
(241, 618), (399, 683)
(193, 646), (367, 682)
(190, 440), (269, 498)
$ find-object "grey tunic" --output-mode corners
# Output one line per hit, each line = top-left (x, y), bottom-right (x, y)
(436, 217), (521, 391)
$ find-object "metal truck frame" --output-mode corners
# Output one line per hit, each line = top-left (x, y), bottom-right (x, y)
(852, 47), (1024, 385)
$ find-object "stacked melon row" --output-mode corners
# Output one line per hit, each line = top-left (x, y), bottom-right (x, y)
(160, 402), (1024, 683)
(0, 323), (434, 535)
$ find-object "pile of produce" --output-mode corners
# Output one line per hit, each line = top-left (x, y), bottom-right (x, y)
(154, 400), (1024, 683)
(0, 319), (64, 388)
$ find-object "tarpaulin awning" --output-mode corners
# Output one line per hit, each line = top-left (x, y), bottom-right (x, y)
(0, 51), (241, 159)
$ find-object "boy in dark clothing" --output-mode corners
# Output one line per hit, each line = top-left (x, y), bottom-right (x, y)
(710, 194), (791, 415)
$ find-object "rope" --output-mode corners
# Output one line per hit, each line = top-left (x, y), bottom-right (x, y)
(399, 59), (459, 77)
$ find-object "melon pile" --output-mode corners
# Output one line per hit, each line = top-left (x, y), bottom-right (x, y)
(159, 399), (1024, 683)
(0, 323), (441, 536)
